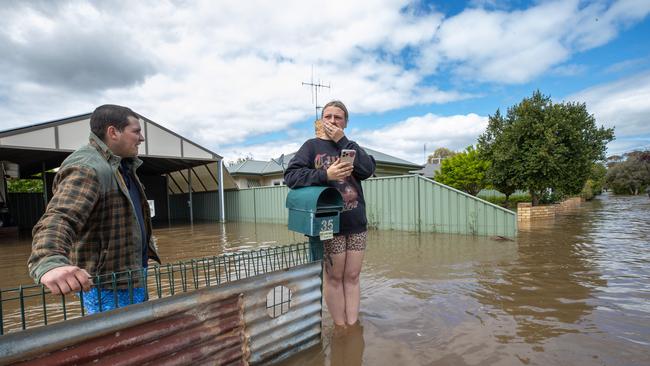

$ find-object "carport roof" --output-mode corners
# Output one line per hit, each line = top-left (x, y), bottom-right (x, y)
(0, 113), (223, 177)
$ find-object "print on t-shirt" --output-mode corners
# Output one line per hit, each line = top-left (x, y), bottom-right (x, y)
(315, 153), (359, 211)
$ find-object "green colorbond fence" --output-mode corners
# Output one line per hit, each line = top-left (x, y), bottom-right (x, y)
(10, 176), (516, 237)
(364, 175), (517, 236)
(169, 191), (222, 221)
(224, 175), (516, 237)
(225, 185), (289, 224)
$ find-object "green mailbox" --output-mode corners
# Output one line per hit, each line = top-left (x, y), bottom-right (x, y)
(286, 186), (344, 240)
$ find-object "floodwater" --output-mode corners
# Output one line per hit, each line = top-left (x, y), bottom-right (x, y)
(0, 192), (648, 365)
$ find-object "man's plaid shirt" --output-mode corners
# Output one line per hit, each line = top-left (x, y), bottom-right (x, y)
(28, 133), (161, 288)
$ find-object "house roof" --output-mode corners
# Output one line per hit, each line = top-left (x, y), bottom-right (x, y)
(0, 113), (238, 191)
(227, 159), (284, 175)
(227, 147), (422, 176)
(410, 162), (441, 178)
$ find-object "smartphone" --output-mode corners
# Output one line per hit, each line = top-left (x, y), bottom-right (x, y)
(340, 149), (356, 164)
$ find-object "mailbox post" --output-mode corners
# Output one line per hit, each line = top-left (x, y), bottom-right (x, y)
(286, 186), (344, 261)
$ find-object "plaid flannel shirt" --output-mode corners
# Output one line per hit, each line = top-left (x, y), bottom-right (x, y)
(28, 133), (161, 288)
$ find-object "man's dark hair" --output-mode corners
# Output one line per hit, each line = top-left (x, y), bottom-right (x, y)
(90, 104), (139, 140)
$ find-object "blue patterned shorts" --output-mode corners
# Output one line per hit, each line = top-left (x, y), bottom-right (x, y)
(80, 287), (147, 314)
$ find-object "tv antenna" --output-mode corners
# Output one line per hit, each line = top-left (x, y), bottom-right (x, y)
(302, 66), (330, 120)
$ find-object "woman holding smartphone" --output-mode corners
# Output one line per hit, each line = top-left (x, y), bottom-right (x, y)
(284, 100), (376, 327)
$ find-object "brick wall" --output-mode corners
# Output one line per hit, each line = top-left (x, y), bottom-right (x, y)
(517, 197), (583, 222)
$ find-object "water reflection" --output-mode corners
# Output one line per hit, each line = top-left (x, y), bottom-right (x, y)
(1, 193), (649, 365)
(330, 322), (365, 366)
(474, 204), (606, 345)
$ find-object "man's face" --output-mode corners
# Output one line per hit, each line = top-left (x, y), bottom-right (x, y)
(322, 106), (347, 129)
(110, 116), (144, 158)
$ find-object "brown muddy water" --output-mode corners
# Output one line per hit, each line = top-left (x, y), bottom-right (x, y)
(0, 192), (648, 365)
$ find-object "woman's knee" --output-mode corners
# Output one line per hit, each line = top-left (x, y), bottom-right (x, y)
(326, 268), (345, 283)
(344, 270), (361, 284)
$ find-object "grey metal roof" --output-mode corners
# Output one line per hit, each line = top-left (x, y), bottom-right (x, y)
(227, 159), (283, 175)
(228, 147), (422, 176)
(0, 112), (223, 178)
(411, 162), (441, 178)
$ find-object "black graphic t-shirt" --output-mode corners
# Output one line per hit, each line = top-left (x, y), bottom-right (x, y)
(284, 136), (376, 235)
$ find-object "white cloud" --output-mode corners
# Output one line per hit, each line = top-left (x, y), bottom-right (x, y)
(0, 0), (648, 159)
(220, 112), (488, 167)
(550, 63), (588, 77)
(428, 0), (650, 83)
(356, 113), (488, 164)
(567, 70), (650, 138)
(0, 0), (457, 148)
(222, 141), (304, 167)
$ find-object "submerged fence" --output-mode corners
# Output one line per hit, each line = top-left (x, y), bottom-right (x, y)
(225, 175), (517, 237)
(9, 175), (516, 236)
(0, 242), (323, 365)
(0, 243), (314, 336)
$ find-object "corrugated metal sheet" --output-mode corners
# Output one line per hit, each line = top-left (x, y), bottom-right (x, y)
(191, 191), (221, 220)
(416, 176), (517, 237)
(0, 261), (323, 366)
(224, 175), (517, 237)
(169, 191), (221, 221)
(244, 262), (322, 365)
(253, 186), (289, 224)
(363, 175), (419, 232)
(1, 293), (247, 366)
(225, 186), (289, 224)
(225, 189), (256, 222)
(169, 193), (190, 221)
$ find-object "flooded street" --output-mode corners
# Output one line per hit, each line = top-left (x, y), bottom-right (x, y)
(1, 192), (649, 365)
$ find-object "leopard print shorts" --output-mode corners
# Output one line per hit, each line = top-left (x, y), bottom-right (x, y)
(323, 231), (368, 255)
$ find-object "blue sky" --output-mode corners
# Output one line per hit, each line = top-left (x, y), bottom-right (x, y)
(1, 0), (649, 165)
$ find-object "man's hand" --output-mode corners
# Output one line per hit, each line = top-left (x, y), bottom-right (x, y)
(327, 158), (354, 181)
(323, 121), (345, 142)
(40, 266), (93, 295)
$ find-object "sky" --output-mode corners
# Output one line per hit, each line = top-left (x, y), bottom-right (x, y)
(1, 0), (649, 166)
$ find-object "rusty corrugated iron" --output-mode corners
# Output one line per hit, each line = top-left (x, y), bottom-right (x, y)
(0, 261), (324, 366)
(0, 293), (248, 366)
(245, 262), (323, 365)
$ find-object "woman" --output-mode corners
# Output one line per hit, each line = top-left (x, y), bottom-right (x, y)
(284, 100), (376, 326)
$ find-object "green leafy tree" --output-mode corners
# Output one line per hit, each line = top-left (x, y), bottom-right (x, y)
(581, 163), (607, 200)
(427, 147), (456, 164)
(605, 150), (650, 195)
(478, 91), (614, 205)
(7, 179), (43, 193)
(434, 146), (490, 196)
(477, 109), (518, 206)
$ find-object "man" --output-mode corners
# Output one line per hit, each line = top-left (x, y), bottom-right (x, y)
(28, 104), (161, 313)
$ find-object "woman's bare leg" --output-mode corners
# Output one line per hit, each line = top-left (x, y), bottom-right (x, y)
(343, 249), (365, 325)
(324, 252), (347, 326)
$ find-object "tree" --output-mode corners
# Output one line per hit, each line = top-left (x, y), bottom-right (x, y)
(606, 154), (623, 168)
(581, 163), (607, 200)
(478, 91), (614, 205)
(434, 146), (490, 196)
(427, 147), (456, 164)
(477, 109), (518, 206)
(228, 154), (254, 166)
(605, 150), (650, 195)
(7, 179), (43, 193)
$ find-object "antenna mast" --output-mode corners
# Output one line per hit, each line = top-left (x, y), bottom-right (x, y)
(302, 66), (330, 120)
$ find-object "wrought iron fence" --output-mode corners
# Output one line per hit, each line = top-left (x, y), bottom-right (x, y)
(0, 242), (314, 336)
